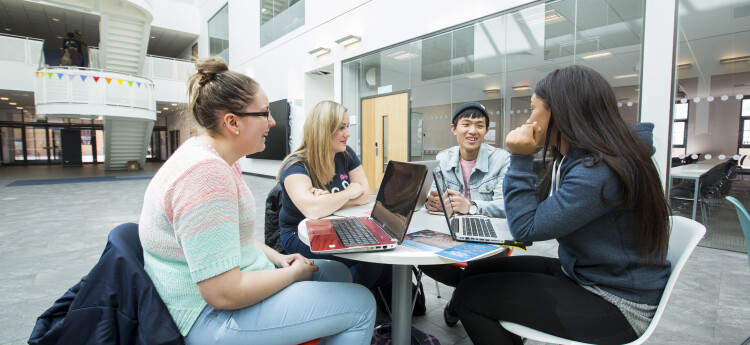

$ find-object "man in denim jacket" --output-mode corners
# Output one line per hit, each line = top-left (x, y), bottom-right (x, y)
(425, 102), (511, 218)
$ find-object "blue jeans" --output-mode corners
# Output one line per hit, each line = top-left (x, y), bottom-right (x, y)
(185, 260), (376, 345)
(281, 230), (392, 289)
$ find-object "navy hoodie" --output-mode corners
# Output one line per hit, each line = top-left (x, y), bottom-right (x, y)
(502, 122), (670, 305)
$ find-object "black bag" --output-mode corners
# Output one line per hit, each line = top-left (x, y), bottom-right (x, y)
(375, 267), (426, 317)
(264, 182), (285, 254)
(370, 322), (441, 345)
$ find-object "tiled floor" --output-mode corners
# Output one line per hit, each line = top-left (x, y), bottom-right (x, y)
(1, 163), (749, 345)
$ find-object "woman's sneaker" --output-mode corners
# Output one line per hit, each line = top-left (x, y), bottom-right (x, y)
(443, 300), (459, 327)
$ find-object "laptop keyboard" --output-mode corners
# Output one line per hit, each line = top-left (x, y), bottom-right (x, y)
(462, 217), (497, 238)
(331, 218), (380, 247)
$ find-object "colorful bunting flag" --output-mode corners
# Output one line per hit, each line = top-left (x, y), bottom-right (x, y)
(105, 78), (112, 84)
(48, 73), (53, 78)
(81, 75), (88, 82)
(137, 82), (141, 88)
(117, 79), (123, 85)
(128, 81), (133, 87)
(68, 74), (75, 80)
(57, 73), (63, 79)
(93, 76), (100, 82)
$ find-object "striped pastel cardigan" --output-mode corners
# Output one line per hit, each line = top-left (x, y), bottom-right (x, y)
(139, 137), (274, 335)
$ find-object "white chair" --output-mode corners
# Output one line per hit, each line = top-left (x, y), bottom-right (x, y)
(499, 216), (705, 345)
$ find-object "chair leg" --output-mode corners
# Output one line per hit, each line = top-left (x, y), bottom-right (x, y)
(435, 280), (441, 299)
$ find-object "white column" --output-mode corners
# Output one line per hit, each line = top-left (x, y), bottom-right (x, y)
(639, 0), (679, 191)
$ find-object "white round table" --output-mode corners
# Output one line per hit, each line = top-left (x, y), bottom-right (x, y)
(298, 204), (507, 345)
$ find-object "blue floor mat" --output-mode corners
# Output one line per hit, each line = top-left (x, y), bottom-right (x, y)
(7, 175), (153, 187)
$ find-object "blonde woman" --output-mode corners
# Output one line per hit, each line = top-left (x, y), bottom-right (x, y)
(278, 101), (390, 289)
(139, 58), (375, 345)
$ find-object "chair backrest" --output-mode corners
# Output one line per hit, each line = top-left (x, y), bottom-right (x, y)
(499, 216), (705, 345)
(108, 222), (144, 265)
(725, 196), (750, 267)
(632, 216), (705, 344)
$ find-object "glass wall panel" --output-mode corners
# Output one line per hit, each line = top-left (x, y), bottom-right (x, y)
(670, 0), (750, 249)
(208, 5), (229, 63)
(260, 0), (305, 47)
(342, 0), (644, 169)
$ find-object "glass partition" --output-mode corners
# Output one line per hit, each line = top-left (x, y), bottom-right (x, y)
(669, 0), (750, 250)
(343, 0), (645, 164)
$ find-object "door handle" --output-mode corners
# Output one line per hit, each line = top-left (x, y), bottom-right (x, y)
(375, 142), (379, 156)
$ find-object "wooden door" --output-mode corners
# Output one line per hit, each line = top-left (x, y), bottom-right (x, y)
(361, 92), (409, 193)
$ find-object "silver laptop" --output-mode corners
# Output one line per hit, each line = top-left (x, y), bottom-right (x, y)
(412, 160), (440, 211)
(433, 166), (530, 247)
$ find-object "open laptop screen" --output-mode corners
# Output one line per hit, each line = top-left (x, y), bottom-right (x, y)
(371, 161), (427, 242)
(433, 167), (456, 219)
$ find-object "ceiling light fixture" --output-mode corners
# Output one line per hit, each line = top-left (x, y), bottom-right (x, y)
(163, 107), (169, 110)
(0, 97), (8, 100)
(335, 35), (361, 46)
(614, 74), (639, 79)
(171, 103), (177, 106)
(16, 106), (23, 109)
(52, 18), (60, 22)
(4, 28), (11, 31)
(261, 7), (269, 13)
(483, 88), (500, 94)
(308, 47), (330, 57)
(720, 55), (750, 64)
(150, 35), (156, 39)
(582, 51), (612, 60)
(467, 73), (486, 79)
(677, 63), (692, 70)
(512, 85), (530, 91)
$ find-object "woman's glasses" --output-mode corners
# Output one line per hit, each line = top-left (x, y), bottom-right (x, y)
(234, 111), (270, 120)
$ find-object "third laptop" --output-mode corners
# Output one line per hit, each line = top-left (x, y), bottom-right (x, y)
(433, 166), (530, 247)
(306, 160), (428, 254)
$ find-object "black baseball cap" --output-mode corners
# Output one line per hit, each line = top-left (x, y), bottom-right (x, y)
(451, 102), (489, 125)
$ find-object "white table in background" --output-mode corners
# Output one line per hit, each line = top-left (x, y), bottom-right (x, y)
(670, 160), (725, 220)
(298, 204), (507, 345)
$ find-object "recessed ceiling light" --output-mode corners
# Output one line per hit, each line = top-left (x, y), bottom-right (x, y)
(163, 107), (169, 110)
(151, 35), (156, 39)
(171, 103), (177, 106)
(56, 36), (62, 39)
(8, 102), (17, 105)
(261, 7), (269, 13)
(16, 106), (23, 109)
(512, 85), (530, 91)
(614, 74), (639, 79)
(0, 97), (8, 100)
(582, 52), (612, 60)
(52, 18), (60, 22)
(157, 110), (162, 113)
(4, 28), (10, 31)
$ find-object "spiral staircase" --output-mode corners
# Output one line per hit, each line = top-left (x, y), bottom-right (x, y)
(34, 0), (155, 170)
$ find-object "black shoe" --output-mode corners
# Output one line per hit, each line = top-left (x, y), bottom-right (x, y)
(443, 300), (459, 327)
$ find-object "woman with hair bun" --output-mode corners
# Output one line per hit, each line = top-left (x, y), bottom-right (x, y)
(139, 57), (375, 345)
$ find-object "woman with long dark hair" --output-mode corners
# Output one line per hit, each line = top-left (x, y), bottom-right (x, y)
(452, 65), (671, 345)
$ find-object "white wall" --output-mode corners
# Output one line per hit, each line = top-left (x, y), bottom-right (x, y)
(686, 98), (742, 156)
(227, 0), (535, 175)
(152, 0), (201, 35)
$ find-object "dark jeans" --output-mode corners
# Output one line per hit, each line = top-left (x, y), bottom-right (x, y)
(453, 256), (638, 345)
(281, 230), (392, 289)
(419, 250), (511, 287)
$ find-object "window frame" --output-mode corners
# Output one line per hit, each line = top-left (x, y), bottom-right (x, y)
(738, 96), (750, 150)
(672, 100), (689, 149)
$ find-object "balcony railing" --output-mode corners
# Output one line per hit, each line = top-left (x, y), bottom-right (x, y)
(89, 47), (194, 81)
(35, 66), (156, 117)
(0, 33), (44, 66)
